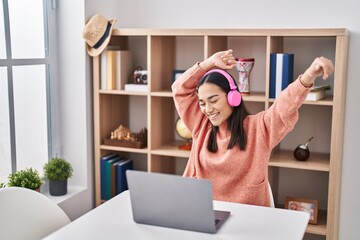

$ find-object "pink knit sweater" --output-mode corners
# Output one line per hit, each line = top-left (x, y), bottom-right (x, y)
(172, 63), (310, 207)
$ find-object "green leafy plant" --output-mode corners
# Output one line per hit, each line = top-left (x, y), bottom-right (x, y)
(43, 157), (73, 181)
(0, 182), (6, 188)
(7, 168), (43, 190)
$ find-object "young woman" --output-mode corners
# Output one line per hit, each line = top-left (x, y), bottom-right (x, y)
(172, 49), (334, 207)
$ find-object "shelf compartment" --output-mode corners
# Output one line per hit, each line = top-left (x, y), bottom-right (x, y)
(277, 104), (332, 155)
(150, 36), (204, 92)
(128, 36), (148, 71)
(99, 94), (147, 140)
(206, 35), (267, 96)
(283, 37), (336, 90)
(269, 150), (330, 172)
(99, 94), (129, 141)
(150, 96), (177, 148)
(229, 36), (267, 94)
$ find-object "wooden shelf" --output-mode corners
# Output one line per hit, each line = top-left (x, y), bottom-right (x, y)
(100, 145), (148, 154)
(242, 91), (266, 102)
(304, 96), (333, 106)
(99, 89), (148, 96)
(269, 96), (333, 106)
(269, 150), (330, 172)
(112, 28), (349, 37)
(151, 91), (173, 97)
(92, 28), (349, 239)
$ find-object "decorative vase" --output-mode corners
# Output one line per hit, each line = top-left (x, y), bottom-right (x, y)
(49, 179), (68, 196)
(235, 58), (255, 94)
(293, 137), (314, 161)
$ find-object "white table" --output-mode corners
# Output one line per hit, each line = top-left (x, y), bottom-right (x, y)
(44, 190), (309, 240)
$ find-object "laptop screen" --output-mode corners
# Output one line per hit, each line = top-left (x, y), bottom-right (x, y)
(126, 170), (230, 233)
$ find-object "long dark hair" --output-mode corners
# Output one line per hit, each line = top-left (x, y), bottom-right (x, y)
(196, 71), (249, 152)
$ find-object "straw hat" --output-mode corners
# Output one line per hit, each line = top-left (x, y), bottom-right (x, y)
(83, 14), (116, 57)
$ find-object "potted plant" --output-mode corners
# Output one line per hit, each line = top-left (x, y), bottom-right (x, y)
(43, 157), (73, 196)
(7, 168), (43, 191)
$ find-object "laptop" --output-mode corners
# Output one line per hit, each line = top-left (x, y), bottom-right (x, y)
(126, 170), (230, 233)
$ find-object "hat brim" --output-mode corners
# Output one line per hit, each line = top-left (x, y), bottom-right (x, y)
(86, 18), (116, 57)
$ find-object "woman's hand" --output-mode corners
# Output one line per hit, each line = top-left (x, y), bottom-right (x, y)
(301, 57), (335, 86)
(199, 49), (237, 72)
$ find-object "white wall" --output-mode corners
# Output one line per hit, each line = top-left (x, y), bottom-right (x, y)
(55, 0), (93, 219)
(58, 0), (359, 238)
(54, 0), (124, 220)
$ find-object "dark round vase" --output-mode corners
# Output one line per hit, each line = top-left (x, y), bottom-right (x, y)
(293, 146), (310, 161)
(49, 179), (68, 196)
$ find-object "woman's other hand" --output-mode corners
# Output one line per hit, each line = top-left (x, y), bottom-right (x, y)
(301, 57), (335, 86)
(199, 49), (237, 72)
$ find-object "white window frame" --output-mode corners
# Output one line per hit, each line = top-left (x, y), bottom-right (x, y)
(0, 0), (57, 178)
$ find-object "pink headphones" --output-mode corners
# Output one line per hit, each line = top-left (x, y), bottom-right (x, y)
(204, 69), (242, 107)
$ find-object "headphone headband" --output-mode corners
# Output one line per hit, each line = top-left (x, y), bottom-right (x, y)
(204, 69), (237, 90)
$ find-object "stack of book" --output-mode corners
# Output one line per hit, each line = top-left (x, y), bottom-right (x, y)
(306, 85), (331, 101)
(100, 50), (133, 90)
(100, 153), (133, 201)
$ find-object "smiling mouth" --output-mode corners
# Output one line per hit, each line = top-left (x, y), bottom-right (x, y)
(207, 112), (219, 120)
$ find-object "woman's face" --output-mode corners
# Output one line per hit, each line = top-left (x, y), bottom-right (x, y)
(197, 83), (233, 126)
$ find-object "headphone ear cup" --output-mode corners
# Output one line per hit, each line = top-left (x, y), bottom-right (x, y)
(227, 90), (241, 107)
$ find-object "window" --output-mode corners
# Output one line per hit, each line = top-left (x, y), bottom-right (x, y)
(0, 0), (55, 183)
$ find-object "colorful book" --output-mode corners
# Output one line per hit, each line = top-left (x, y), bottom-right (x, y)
(100, 153), (118, 200)
(269, 53), (294, 98)
(110, 160), (118, 198)
(115, 159), (133, 194)
(105, 156), (124, 200)
(100, 153), (123, 200)
(104, 50), (133, 91)
(106, 50), (117, 90)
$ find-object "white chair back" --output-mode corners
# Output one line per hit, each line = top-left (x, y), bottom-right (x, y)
(0, 187), (71, 240)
